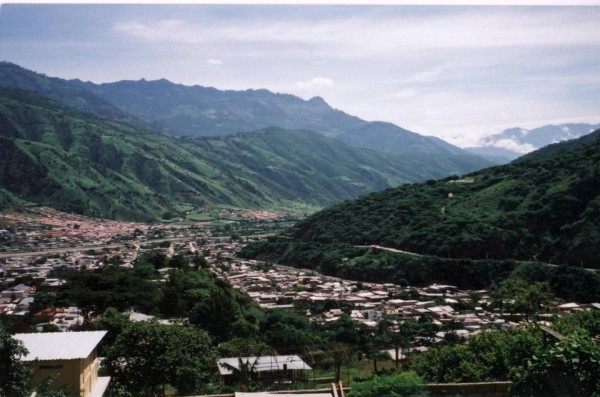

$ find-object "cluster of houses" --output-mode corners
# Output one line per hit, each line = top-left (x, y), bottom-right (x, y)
(0, 206), (152, 254)
(217, 259), (493, 331)
(4, 219), (600, 340)
(0, 208), (216, 332)
(215, 257), (600, 344)
(0, 282), (85, 331)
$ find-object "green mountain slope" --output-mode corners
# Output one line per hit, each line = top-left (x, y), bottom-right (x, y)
(0, 62), (147, 128)
(242, 129), (600, 269)
(0, 62), (494, 174)
(0, 88), (479, 221)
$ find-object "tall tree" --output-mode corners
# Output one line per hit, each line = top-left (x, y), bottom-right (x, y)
(318, 315), (371, 381)
(57, 265), (161, 317)
(105, 321), (217, 396)
(89, 307), (132, 355)
(492, 279), (553, 321)
(512, 333), (600, 396)
(389, 321), (418, 369)
(0, 322), (31, 397)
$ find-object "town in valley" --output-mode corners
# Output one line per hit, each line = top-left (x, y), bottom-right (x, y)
(2, 206), (596, 348)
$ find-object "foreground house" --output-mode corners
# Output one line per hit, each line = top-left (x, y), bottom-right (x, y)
(14, 331), (110, 397)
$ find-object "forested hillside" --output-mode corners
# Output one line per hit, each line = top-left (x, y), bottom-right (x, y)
(242, 129), (600, 279)
(0, 88), (474, 221)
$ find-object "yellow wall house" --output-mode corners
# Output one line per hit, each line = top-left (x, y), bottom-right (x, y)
(14, 331), (110, 397)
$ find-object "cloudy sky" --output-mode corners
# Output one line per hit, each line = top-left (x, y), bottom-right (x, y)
(1, 3), (600, 148)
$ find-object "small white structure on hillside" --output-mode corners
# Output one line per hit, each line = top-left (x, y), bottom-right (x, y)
(217, 355), (312, 386)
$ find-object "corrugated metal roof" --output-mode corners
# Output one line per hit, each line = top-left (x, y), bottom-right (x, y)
(217, 355), (311, 376)
(14, 331), (107, 361)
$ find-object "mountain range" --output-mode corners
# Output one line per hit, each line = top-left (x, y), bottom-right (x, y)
(0, 62), (498, 220)
(71, 76), (470, 157)
(1, 62), (481, 158)
(0, 87), (492, 221)
(240, 126), (600, 305)
(3, 62), (600, 302)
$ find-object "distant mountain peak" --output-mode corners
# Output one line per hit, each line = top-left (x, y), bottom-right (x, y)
(308, 96), (327, 104)
(468, 122), (600, 163)
(136, 77), (173, 86)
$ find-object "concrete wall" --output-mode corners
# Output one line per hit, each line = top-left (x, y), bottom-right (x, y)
(79, 352), (100, 396)
(31, 359), (80, 396)
(31, 350), (100, 397)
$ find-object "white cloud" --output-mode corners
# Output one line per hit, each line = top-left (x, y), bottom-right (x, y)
(113, 9), (600, 55)
(21, 6), (598, 146)
(113, 19), (193, 42)
(295, 77), (334, 90)
(485, 139), (537, 154)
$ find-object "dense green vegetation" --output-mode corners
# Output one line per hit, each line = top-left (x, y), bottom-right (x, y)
(410, 311), (600, 396)
(512, 332), (600, 396)
(0, 323), (31, 397)
(56, 251), (264, 343)
(412, 327), (544, 384)
(0, 88), (478, 221)
(349, 372), (424, 397)
(242, 128), (600, 272)
(105, 321), (216, 396)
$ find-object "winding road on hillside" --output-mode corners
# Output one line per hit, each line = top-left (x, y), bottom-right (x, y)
(356, 244), (599, 274)
(356, 245), (423, 257)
